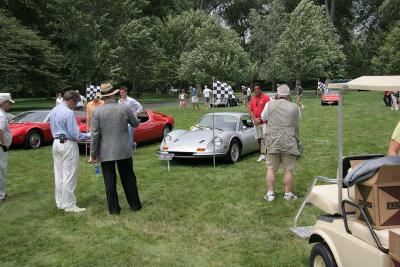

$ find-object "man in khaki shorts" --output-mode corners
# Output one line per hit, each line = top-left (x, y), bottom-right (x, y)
(261, 84), (301, 201)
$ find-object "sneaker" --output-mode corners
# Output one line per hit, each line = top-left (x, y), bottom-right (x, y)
(284, 192), (298, 201)
(263, 192), (275, 202)
(65, 206), (86, 213)
(257, 155), (266, 162)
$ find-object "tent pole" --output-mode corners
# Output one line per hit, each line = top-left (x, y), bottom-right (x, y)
(337, 87), (344, 214)
(212, 77), (216, 168)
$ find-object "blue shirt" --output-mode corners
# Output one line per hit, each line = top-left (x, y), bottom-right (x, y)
(191, 87), (197, 97)
(50, 102), (89, 141)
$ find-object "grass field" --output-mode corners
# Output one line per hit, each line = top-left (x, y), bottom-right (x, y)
(0, 91), (398, 266)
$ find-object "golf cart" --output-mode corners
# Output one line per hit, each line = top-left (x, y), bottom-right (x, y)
(290, 76), (400, 267)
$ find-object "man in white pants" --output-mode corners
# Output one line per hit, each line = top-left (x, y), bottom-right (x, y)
(50, 90), (90, 212)
(0, 93), (14, 202)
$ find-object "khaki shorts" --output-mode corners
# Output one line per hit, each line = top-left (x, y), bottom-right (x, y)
(266, 153), (297, 171)
(254, 124), (266, 139)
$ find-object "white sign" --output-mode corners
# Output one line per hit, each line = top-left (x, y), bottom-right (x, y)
(159, 153), (174, 161)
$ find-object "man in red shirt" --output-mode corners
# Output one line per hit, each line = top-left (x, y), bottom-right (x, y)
(249, 85), (270, 162)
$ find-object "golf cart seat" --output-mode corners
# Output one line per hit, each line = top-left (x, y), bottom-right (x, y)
(308, 185), (354, 215)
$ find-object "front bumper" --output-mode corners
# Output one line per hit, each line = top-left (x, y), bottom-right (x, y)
(157, 150), (225, 158)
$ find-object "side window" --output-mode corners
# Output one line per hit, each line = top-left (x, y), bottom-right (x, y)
(240, 115), (254, 129)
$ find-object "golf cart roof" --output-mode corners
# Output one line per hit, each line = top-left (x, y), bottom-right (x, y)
(328, 76), (400, 91)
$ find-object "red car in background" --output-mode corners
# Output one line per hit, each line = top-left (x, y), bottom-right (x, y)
(9, 109), (173, 149)
(321, 89), (340, 105)
(9, 110), (86, 149)
(77, 110), (174, 146)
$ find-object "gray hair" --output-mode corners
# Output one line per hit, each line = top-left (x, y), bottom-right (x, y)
(63, 90), (80, 102)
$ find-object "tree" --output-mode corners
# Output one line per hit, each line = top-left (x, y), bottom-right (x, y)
(0, 10), (63, 96)
(167, 11), (249, 85)
(371, 24), (400, 74)
(111, 18), (164, 97)
(274, 0), (346, 82)
(248, 0), (288, 87)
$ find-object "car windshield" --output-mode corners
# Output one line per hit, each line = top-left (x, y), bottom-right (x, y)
(195, 115), (237, 131)
(10, 111), (49, 123)
(325, 90), (339, 95)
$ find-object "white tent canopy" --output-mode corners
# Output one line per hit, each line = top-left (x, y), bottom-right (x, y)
(328, 75), (400, 91)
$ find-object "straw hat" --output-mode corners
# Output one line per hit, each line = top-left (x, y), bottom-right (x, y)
(100, 83), (119, 97)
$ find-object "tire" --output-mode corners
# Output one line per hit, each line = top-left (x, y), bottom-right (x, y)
(225, 140), (241, 163)
(24, 130), (43, 149)
(310, 243), (337, 267)
(162, 125), (172, 138)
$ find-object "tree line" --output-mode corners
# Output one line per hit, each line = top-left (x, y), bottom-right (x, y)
(0, 0), (399, 97)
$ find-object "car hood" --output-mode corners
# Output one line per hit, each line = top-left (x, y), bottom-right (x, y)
(169, 129), (222, 147)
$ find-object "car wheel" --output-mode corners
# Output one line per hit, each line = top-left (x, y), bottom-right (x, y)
(310, 243), (337, 267)
(24, 130), (43, 149)
(162, 125), (172, 138)
(225, 140), (241, 163)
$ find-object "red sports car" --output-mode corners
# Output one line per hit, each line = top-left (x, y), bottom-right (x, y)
(321, 89), (340, 105)
(9, 110), (87, 149)
(9, 109), (173, 149)
(77, 110), (174, 146)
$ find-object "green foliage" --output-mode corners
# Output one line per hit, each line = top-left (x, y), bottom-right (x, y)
(249, 0), (288, 82)
(371, 24), (400, 74)
(0, 9), (63, 94)
(274, 0), (346, 81)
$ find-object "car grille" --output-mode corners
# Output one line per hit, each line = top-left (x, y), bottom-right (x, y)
(170, 151), (195, 157)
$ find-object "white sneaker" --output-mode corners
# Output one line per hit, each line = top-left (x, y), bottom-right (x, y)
(65, 206), (86, 213)
(257, 155), (266, 162)
(263, 192), (275, 202)
(284, 192), (298, 201)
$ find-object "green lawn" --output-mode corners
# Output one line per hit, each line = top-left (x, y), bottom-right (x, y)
(0, 91), (398, 266)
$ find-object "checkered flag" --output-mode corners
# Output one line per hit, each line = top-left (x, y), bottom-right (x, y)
(213, 81), (233, 99)
(86, 85), (100, 101)
(318, 81), (326, 91)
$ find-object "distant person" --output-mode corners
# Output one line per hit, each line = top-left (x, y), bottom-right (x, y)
(383, 91), (392, 107)
(391, 91), (399, 111)
(388, 121), (400, 155)
(75, 90), (87, 110)
(203, 85), (212, 109)
(0, 93), (14, 202)
(242, 85), (248, 106)
(247, 86), (252, 104)
(86, 92), (104, 162)
(249, 85), (270, 162)
(91, 83), (142, 215)
(295, 80), (304, 109)
(118, 86), (143, 148)
(56, 93), (63, 105)
(178, 89), (186, 111)
(261, 84), (301, 201)
(191, 86), (200, 111)
(50, 90), (90, 212)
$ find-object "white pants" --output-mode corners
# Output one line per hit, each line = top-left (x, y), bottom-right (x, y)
(52, 139), (79, 209)
(391, 94), (399, 110)
(0, 149), (7, 200)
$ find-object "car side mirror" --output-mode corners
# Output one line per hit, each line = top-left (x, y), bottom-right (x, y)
(242, 126), (247, 130)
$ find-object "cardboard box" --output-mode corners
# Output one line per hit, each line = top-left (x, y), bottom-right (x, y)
(390, 229), (400, 259)
(391, 253), (400, 267)
(354, 165), (400, 229)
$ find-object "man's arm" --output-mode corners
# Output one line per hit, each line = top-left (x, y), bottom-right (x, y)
(66, 111), (88, 141)
(388, 140), (400, 156)
(126, 106), (140, 128)
(131, 98), (143, 113)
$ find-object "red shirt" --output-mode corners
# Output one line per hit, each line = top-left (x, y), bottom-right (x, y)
(249, 93), (270, 122)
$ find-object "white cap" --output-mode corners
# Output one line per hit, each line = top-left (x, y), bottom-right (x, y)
(204, 85), (208, 89)
(277, 85), (290, 96)
(0, 93), (15, 103)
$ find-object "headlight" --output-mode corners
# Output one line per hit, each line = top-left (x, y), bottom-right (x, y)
(213, 137), (223, 147)
(164, 135), (172, 143)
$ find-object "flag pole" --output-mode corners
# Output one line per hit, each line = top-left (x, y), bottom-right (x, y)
(84, 85), (88, 178)
(212, 77), (216, 168)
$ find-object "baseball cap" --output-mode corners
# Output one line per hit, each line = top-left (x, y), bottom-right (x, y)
(0, 93), (15, 103)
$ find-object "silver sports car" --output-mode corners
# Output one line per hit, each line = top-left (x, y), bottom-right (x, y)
(158, 112), (259, 163)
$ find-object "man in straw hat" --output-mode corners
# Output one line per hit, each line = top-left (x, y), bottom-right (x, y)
(90, 83), (142, 215)
(261, 84), (301, 202)
(0, 93), (14, 202)
(50, 90), (90, 212)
